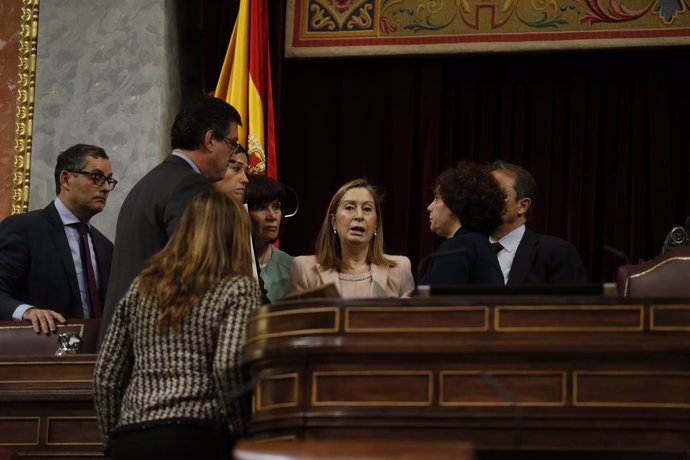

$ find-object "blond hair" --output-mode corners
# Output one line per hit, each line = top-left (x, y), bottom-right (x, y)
(137, 189), (253, 331)
(315, 179), (395, 271)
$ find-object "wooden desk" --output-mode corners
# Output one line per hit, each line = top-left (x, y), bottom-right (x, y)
(0, 355), (102, 459)
(0, 320), (103, 459)
(243, 296), (690, 456)
(2, 299), (689, 458)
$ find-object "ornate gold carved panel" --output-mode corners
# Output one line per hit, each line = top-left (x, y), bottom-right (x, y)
(13, 0), (39, 214)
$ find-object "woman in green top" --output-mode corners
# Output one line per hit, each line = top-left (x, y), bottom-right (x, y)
(245, 174), (294, 303)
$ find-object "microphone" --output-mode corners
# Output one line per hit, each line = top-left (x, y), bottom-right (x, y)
(415, 248), (469, 282)
(282, 183), (300, 218)
(603, 244), (630, 266)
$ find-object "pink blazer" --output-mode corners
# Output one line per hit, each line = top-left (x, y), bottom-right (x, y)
(286, 255), (415, 299)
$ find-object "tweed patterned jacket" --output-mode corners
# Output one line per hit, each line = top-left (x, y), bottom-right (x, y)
(93, 274), (261, 448)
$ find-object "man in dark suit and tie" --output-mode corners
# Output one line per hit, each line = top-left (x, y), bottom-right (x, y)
(0, 144), (116, 334)
(489, 161), (587, 285)
(100, 97), (242, 344)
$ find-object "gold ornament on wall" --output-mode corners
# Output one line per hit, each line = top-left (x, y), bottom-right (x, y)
(13, 0), (39, 215)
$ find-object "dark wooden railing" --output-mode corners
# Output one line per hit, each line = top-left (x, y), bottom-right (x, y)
(243, 295), (690, 457)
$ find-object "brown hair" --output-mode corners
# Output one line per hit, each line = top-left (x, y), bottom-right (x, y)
(436, 161), (506, 236)
(137, 189), (253, 331)
(315, 179), (395, 271)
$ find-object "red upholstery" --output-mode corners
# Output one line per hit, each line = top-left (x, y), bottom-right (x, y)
(616, 245), (690, 297)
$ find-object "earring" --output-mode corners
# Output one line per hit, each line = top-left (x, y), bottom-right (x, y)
(374, 232), (377, 237)
(333, 228), (337, 234)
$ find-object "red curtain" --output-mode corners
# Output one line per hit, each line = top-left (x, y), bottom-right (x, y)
(205, 1), (690, 282)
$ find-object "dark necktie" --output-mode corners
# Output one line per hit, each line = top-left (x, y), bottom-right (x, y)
(76, 223), (102, 318)
(491, 242), (504, 254)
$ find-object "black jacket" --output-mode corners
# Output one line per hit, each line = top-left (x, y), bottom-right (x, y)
(0, 202), (113, 319)
(508, 228), (587, 285)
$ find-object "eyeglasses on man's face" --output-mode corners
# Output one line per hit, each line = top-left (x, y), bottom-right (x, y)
(69, 170), (118, 190)
(215, 131), (241, 154)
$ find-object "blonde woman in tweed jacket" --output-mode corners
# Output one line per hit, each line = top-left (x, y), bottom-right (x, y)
(94, 189), (261, 460)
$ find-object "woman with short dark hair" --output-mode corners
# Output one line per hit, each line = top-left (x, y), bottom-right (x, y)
(420, 161), (506, 286)
(245, 174), (294, 303)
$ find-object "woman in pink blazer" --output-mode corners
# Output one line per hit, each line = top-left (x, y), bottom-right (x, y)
(286, 179), (414, 299)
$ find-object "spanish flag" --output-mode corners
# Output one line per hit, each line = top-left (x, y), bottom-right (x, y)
(215, 0), (276, 179)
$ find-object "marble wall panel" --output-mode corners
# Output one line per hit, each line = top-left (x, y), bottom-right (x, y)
(31, 0), (181, 241)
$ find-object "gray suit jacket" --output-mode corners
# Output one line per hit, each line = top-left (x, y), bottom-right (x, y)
(0, 202), (113, 319)
(286, 255), (415, 298)
(100, 155), (210, 341)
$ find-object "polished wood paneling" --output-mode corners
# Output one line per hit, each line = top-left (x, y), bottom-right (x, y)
(345, 306), (488, 332)
(312, 371), (433, 406)
(651, 305), (690, 331)
(0, 356), (103, 458)
(244, 296), (690, 456)
(574, 371), (690, 408)
(0, 418), (39, 446)
(494, 305), (644, 331)
(439, 371), (566, 406)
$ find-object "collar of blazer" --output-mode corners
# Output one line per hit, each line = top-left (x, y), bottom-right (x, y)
(315, 261), (390, 296)
(44, 202), (82, 302)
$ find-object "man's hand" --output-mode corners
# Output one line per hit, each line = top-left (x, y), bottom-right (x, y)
(22, 308), (66, 334)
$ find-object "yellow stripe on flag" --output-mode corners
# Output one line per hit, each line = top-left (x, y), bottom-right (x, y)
(215, 0), (276, 178)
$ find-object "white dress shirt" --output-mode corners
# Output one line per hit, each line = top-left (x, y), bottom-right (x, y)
(490, 224), (526, 285)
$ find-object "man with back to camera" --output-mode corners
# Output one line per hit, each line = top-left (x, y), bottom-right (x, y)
(0, 144), (116, 334)
(100, 96), (242, 343)
(489, 160), (587, 285)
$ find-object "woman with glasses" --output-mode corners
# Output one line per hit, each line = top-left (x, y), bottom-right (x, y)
(94, 189), (261, 460)
(286, 179), (414, 299)
(245, 174), (294, 303)
(420, 161), (505, 286)
(214, 144), (249, 202)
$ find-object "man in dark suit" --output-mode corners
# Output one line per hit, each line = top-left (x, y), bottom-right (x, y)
(0, 144), (115, 334)
(489, 161), (587, 285)
(100, 97), (242, 343)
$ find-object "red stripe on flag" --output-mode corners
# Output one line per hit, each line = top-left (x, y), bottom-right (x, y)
(249, 0), (277, 179)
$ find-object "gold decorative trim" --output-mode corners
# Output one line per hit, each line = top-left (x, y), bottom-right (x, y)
(0, 379), (92, 384)
(625, 257), (690, 296)
(45, 416), (102, 446)
(244, 307), (340, 344)
(255, 373), (299, 411)
(344, 306), (489, 333)
(650, 305), (690, 331)
(0, 360), (96, 365)
(439, 370), (567, 407)
(0, 416), (40, 446)
(0, 323), (85, 337)
(494, 305), (644, 332)
(573, 371), (690, 408)
(12, 0), (40, 215)
(311, 370), (433, 407)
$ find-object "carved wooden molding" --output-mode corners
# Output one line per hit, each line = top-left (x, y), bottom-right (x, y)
(13, 0), (39, 215)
